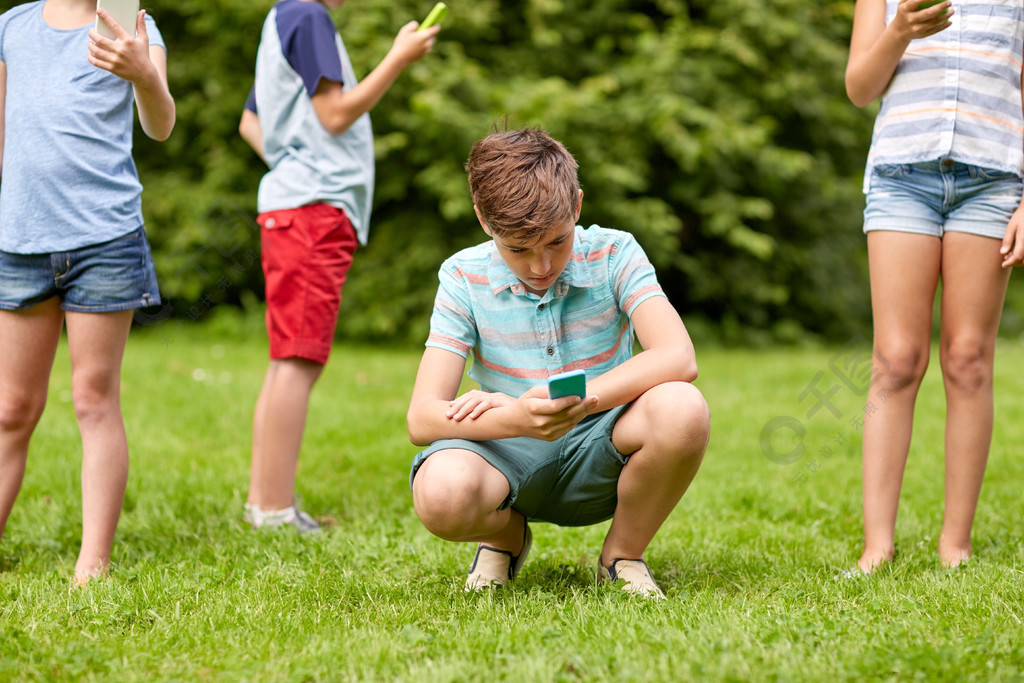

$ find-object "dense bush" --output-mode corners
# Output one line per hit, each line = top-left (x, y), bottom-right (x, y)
(3, 0), (899, 343)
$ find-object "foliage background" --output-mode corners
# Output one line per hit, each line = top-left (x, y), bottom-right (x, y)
(5, 0), (1024, 343)
(135, 0), (878, 344)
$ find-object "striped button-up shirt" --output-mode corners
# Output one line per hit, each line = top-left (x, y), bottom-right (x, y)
(426, 224), (666, 397)
(865, 0), (1024, 190)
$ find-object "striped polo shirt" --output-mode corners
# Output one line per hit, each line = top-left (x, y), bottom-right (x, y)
(426, 224), (666, 397)
(865, 0), (1024, 190)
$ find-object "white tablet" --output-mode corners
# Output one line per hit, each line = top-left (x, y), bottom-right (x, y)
(95, 0), (140, 39)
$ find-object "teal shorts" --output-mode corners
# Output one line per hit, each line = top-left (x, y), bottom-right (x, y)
(409, 404), (631, 527)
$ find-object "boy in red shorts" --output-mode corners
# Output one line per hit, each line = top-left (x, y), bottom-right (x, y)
(238, 0), (438, 531)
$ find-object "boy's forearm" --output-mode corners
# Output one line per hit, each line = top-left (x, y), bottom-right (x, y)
(313, 21), (437, 136)
(313, 51), (408, 136)
(407, 400), (521, 446)
(587, 346), (698, 413)
(238, 109), (265, 162)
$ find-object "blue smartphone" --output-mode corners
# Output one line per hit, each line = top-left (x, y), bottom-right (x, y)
(547, 369), (586, 399)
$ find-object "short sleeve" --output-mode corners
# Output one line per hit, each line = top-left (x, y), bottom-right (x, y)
(144, 12), (165, 51)
(0, 11), (11, 62)
(425, 262), (478, 357)
(244, 85), (257, 113)
(610, 234), (666, 316)
(276, 3), (344, 97)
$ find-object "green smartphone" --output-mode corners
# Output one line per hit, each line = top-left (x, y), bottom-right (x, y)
(917, 0), (948, 11)
(418, 2), (448, 31)
(547, 369), (586, 400)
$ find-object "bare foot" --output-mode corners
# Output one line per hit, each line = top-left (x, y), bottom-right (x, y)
(938, 537), (971, 568)
(857, 547), (894, 574)
(73, 561), (109, 587)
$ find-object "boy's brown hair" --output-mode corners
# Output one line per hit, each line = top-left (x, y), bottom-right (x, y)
(465, 128), (580, 242)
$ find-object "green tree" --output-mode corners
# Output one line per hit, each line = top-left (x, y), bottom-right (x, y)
(1, 0), (880, 343)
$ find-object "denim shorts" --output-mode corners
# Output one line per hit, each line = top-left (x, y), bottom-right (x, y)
(864, 159), (1024, 239)
(409, 403), (632, 527)
(0, 227), (161, 312)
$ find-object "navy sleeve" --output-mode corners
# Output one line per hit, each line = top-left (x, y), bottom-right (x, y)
(244, 85), (257, 113)
(276, 2), (345, 97)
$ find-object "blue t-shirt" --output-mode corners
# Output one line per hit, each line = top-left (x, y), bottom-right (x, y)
(0, 1), (165, 254)
(249, 0), (375, 244)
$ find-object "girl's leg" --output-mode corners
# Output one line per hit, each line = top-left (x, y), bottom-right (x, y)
(936, 232), (1010, 567)
(250, 358), (324, 512)
(859, 231), (942, 572)
(412, 448), (525, 551)
(64, 309), (134, 582)
(602, 381), (710, 564)
(0, 299), (65, 538)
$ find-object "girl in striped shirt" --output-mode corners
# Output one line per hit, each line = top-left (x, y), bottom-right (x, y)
(845, 0), (1024, 574)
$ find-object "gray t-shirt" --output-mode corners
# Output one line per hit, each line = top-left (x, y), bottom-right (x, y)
(250, 0), (375, 244)
(0, 1), (165, 254)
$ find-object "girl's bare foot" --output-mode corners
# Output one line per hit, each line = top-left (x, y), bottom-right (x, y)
(938, 536), (971, 568)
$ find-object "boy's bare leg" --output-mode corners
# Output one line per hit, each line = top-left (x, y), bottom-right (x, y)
(601, 381), (709, 564)
(250, 358), (324, 511)
(247, 363), (276, 509)
(412, 449), (526, 552)
(65, 309), (133, 582)
(859, 231), (941, 572)
(937, 233), (1010, 567)
(0, 300), (65, 539)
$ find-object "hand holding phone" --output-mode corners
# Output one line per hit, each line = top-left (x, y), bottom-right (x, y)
(547, 369), (586, 400)
(418, 2), (448, 31)
(95, 0), (139, 39)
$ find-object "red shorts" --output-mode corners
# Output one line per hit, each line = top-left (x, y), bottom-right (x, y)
(258, 203), (358, 364)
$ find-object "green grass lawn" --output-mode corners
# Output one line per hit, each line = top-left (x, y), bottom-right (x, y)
(2, 324), (1023, 681)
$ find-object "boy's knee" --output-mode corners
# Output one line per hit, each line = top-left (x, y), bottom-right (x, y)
(646, 382), (710, 445)
(412, 456), (488, 539)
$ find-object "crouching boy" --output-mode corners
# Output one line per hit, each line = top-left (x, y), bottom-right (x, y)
(406, 128), (710, 598)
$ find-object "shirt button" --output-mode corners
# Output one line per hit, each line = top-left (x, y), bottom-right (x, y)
(266, 218), (276, 228)
(538, 303), (545, 310)
(546, 347), (554, 355)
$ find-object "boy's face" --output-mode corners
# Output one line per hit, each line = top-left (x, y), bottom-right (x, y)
(478, 191), (582, 296)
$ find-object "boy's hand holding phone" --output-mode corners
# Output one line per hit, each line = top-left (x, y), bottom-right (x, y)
(418, 2), (449, 31)
(547, 369), (586, 399)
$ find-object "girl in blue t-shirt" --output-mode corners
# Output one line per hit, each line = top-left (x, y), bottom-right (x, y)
(0, 0), (175, 586)
(845, 0), (1024, 574)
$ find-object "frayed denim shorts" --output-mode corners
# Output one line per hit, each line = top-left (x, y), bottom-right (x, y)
(863, 159), (1024, 239)
(0, 227), (161, 312)
(410, 404), (632, 527)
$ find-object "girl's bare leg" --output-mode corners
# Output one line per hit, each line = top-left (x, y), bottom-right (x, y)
(860, 231), (942, 572)
(65, 309), (133, 582)
(936, 232), (1010, 567)
(0, 300), (65, 538)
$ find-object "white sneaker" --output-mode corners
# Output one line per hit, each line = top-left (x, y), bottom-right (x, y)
(246, 503), (321, 534)
(598, 558), (666, 600)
